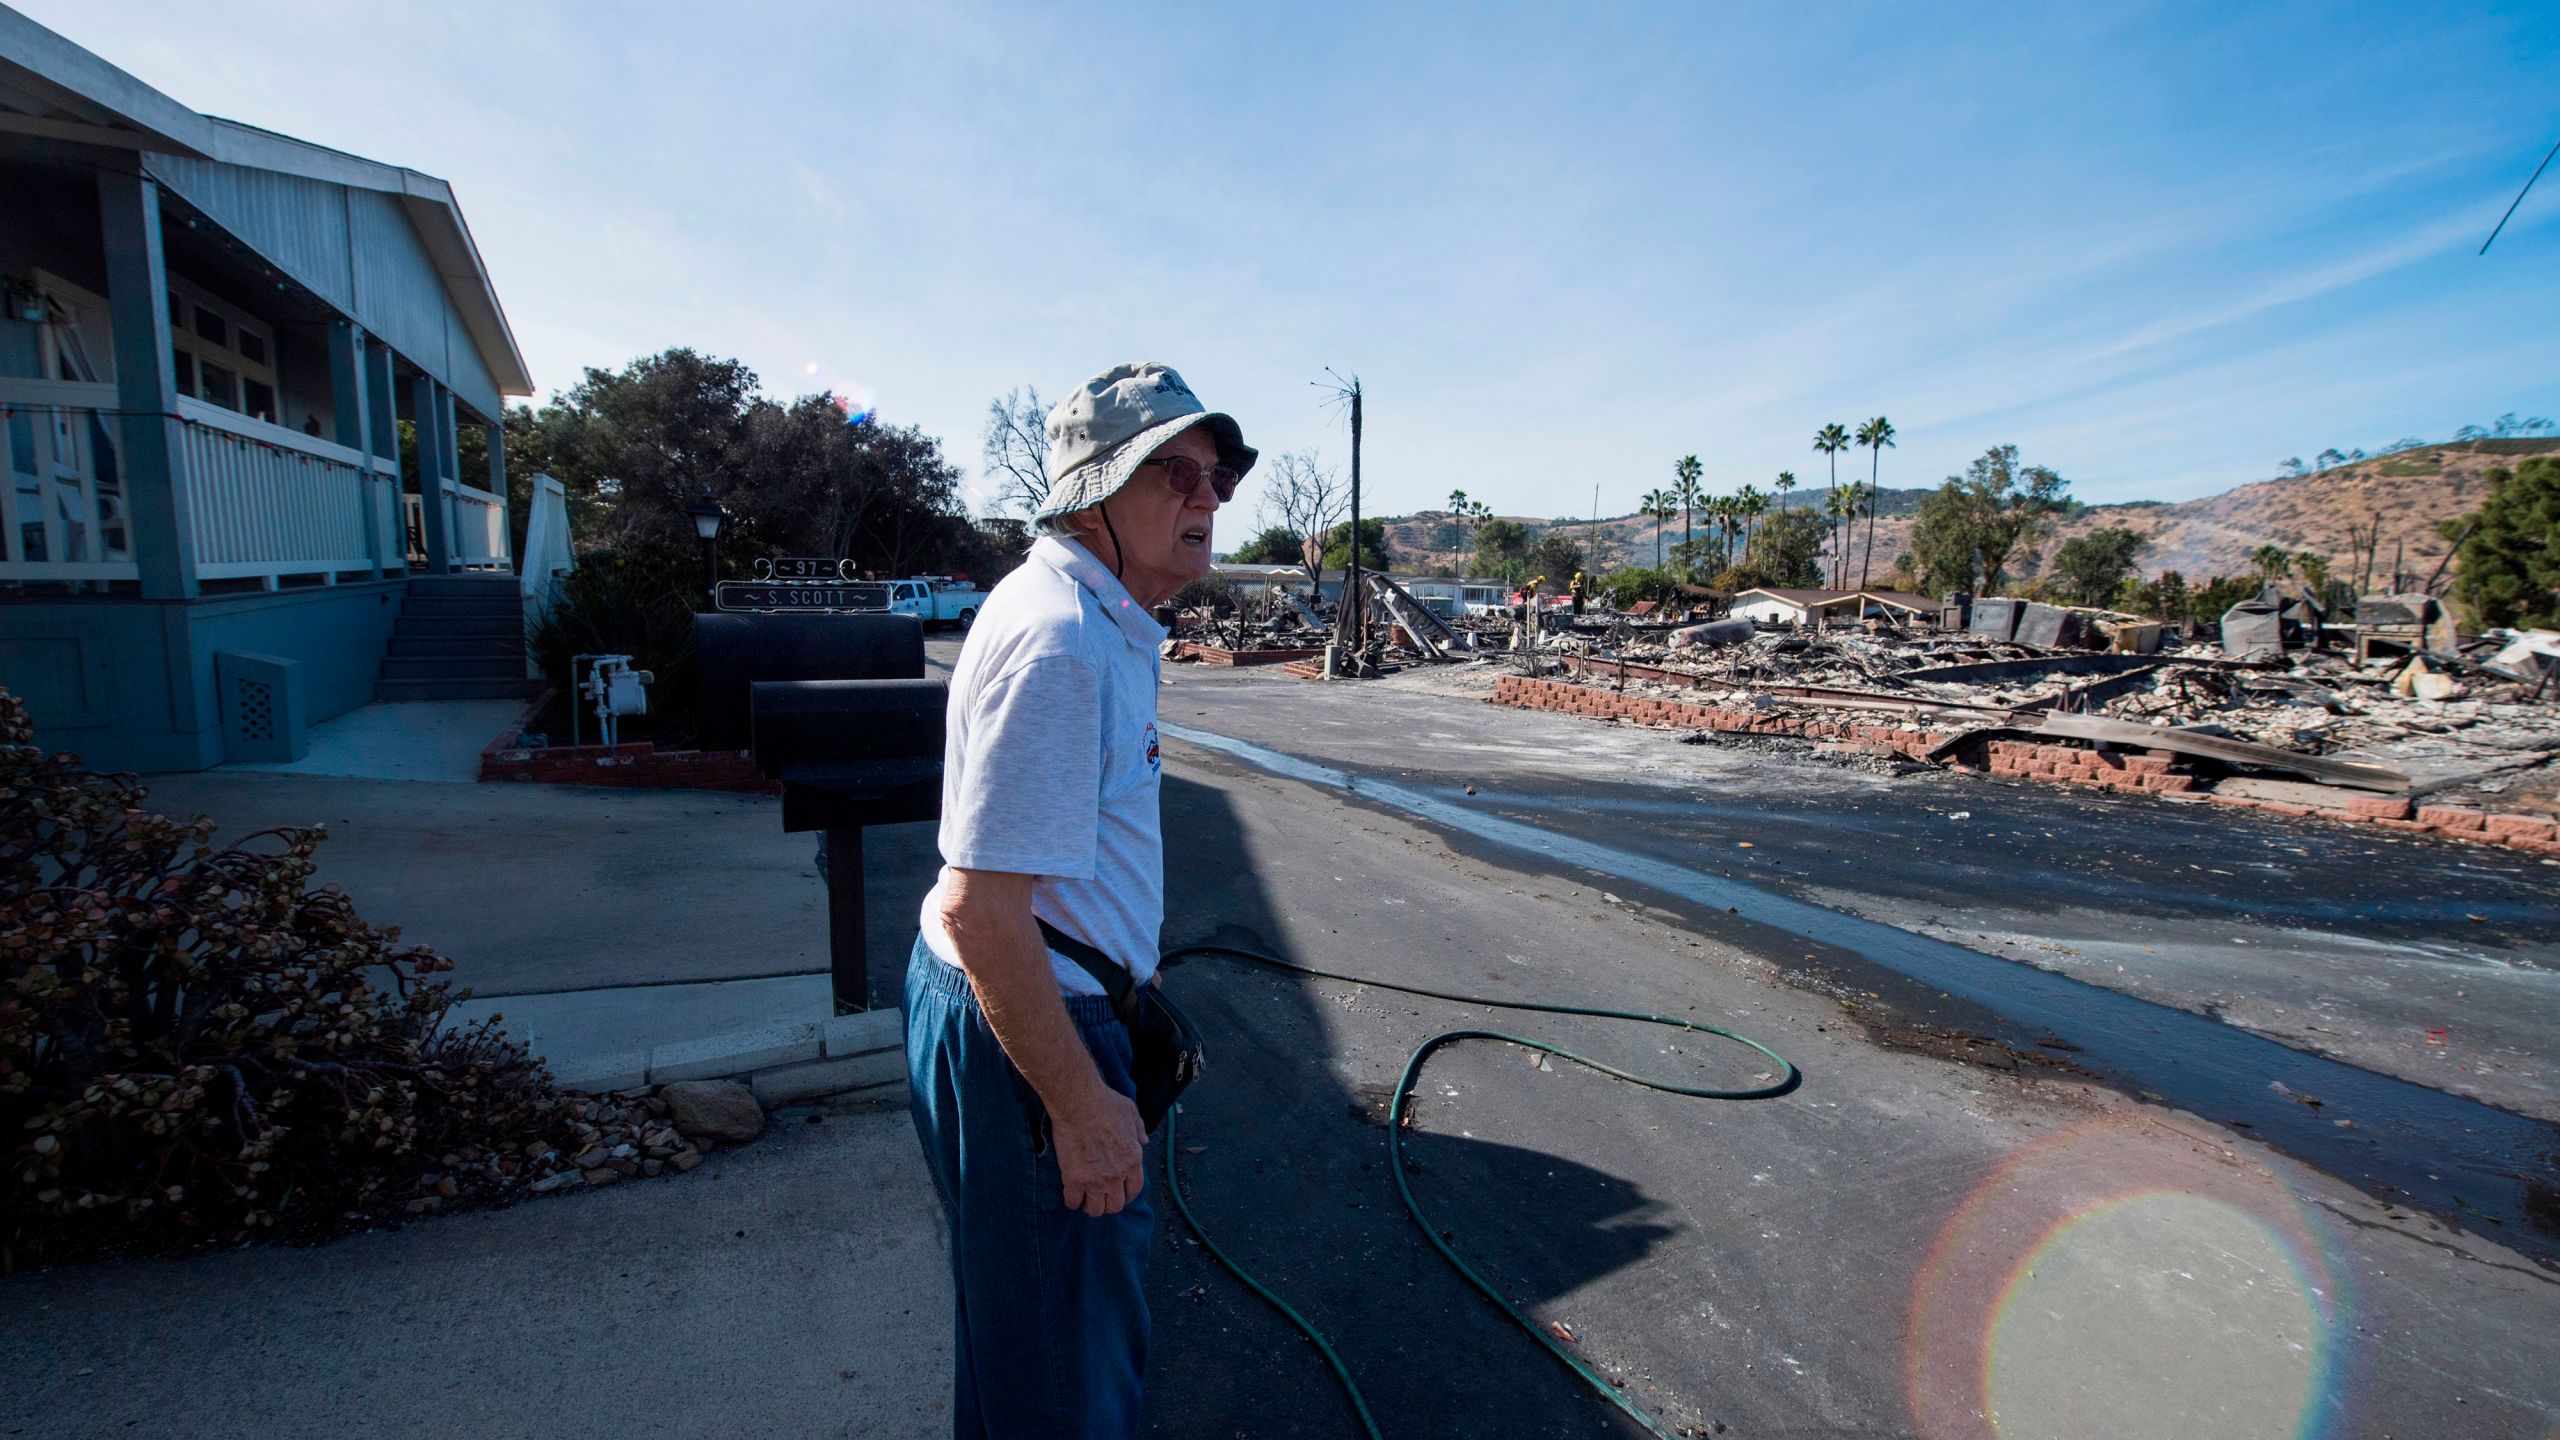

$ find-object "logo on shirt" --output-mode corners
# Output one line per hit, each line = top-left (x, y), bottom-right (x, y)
(1144, 722), (1160, 771)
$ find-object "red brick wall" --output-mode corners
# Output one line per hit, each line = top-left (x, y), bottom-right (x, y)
(480, 737), (775, 794)
(1486, 674), (1953, 758)
(1484, 674), (2559, 855)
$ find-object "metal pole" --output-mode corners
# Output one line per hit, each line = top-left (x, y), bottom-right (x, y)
(1347, 383), (1363, 649)
(824, 826), (869, 1013)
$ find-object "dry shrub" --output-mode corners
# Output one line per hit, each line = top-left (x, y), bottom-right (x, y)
(1, 690), (583, 1270)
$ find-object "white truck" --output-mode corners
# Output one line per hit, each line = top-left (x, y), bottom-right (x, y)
(885, 575), (989, 629)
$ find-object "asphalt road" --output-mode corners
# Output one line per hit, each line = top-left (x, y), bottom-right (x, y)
(122, 644), (2560, 1436)
(1131, 658), (2559, 1438)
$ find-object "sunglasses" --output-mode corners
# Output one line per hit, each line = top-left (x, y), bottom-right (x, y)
(1141, 453), (1241, 502)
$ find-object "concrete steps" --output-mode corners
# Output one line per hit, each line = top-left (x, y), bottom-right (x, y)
(375, 676), (536, 702)
(377, 575), (534, 703)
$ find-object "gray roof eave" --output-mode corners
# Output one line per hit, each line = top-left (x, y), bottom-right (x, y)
(1, 14), (532, 397)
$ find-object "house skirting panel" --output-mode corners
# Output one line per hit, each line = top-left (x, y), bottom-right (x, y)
(1, 579), (407, 772)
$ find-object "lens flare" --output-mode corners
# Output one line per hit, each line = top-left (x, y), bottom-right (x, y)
(829, 383), (877, 426)
(1905, 1116), (2347, 1440)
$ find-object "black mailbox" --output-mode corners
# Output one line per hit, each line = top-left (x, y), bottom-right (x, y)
(750, 678), (946, 833)
(694, 612), (943, 1014)
(694, 612), (925, 750)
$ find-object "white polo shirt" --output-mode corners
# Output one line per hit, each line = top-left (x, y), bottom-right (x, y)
(918, 536), (1168, 996)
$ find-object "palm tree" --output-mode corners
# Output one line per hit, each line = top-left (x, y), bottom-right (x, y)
(2250, 545), (2293, 584)
(1855, 416), (1895, 590)
(1673, 456), (1704, 568)
(1736, 484), (1767, 560)
(1446, 489), (1470, 557)
(1814, 423), (1850, 586)
(1824, 486), (1856, 588)
(1774, 470), (1797, 514)
(1638, 487), (1671, 568)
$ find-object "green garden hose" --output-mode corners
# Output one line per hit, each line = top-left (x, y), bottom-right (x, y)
(1156, 942), (1800, 1439)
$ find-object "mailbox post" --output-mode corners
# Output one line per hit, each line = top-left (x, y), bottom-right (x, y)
(749, 677), (945, 1013)
(694, 608), (940, 1014)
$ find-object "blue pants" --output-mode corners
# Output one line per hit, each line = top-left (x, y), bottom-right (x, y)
(904, 935), (1153, 1439)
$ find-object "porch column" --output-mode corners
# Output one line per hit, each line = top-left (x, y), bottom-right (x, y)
(410, 373), (452, 572)
(365, 341), (403, 571)
(327, 320), (386, 578)
(484, 418), (509, 565)
(438, 388), (460, 485)
(95, 169), (197, 599)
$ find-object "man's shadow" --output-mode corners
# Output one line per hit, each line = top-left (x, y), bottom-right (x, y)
(1139, 773), (1688, 1439)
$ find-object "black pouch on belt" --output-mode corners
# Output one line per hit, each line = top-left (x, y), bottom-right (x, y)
(1038, 919), (1204, 1134)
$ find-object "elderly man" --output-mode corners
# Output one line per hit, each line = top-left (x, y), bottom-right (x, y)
(905, 363), (1250, 1438)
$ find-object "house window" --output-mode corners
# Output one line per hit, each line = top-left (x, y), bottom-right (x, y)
(165, 276), (279, 424)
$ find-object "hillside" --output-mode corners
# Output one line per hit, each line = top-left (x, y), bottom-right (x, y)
(1381, 440), (2558, 588)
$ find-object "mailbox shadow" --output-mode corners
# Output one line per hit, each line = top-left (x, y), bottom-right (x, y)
(856, 820), (944, 1010)
(1145, 772), (1680, 1439)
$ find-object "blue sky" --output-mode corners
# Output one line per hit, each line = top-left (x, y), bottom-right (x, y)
(34, 1), (2560, 520)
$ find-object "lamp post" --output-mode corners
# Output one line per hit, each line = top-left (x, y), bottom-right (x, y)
(686, 489), (726, 608)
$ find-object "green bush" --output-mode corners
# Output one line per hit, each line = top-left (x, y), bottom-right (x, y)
(528, 542), (703, 745)
(2451, 458), (2560, 630)
(1600, 565), (1686, 607)
(0, 691), (585, 1270)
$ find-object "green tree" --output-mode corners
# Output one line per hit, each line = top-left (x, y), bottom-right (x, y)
(1228, 524), (1305, 565)
(1736, 483), (1768, 556)
(509, 348), (971, 581)
(1904, 444), (2070, 594)
(1855, 415), (1896, 589)
(1746, 507), (1825, 587)
(2115, 568), (2190, 623)
(2450, 456), (2560, 629)
(1600, 565), (1685, 608)
(1444, 489), (1472, 553)
(1529, 532), (1586, 587)
(2050, 526), (2149, 606)
(1673, 456), (1704, 565)
(1774, 470), (1797, 514)
(511, 349), (758, 553)
(1469, 518), (1534, 579)
(2188, 575), (2261, 628)
(1320, 517), (1393, 574)
(2248, 545), (2294, 583)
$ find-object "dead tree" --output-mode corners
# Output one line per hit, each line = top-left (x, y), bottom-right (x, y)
(1258, 450), (1347, 592)
(982, 386), (1052, 516)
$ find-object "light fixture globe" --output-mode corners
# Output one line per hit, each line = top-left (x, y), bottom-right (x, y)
(686, 489), (727, 541)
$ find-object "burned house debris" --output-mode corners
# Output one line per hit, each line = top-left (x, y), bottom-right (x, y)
(1178, 570), (2558, 848)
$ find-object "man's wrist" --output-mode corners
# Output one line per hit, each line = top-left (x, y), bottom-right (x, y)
(1042, 1069), (1120, 1124)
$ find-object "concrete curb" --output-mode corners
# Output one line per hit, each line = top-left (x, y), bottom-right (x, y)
(1490, 673), (2560, 857)
(550, 1006), (907, 1101)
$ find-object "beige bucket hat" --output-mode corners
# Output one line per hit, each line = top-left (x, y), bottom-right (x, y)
(1035, 362), (1256, 526)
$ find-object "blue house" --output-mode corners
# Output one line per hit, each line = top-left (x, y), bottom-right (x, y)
(0, 11), (534, 771)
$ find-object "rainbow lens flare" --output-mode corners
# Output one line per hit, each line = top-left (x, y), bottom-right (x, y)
(1905, 1115), (2347, 1440)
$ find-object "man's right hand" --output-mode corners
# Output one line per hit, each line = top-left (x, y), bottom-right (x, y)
(1051, 1085), (1147, 1216)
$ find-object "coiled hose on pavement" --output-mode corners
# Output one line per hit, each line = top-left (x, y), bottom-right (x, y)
(1155, 941), (1801, 1439)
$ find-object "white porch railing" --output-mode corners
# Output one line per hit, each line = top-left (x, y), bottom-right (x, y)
(405, 481), (512, 572)
(445, 479), (509, 570)
(0, 378), (137, 583)
(175, 397), (383, 585)
(1, 380), (409, 588)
